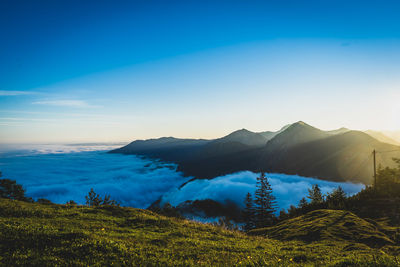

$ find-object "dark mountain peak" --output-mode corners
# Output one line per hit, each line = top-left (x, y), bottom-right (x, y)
(215, 128), (267, 146)
(265, 122), (328, 152)
(111, 122), (400, 184)
(229, 128), (253, 135)
(279, 121), (325, 138)
(126, 136), (179, 146)
(288, 121), (318, 130)
(279, 124), (292, 131)
(110, 136), (210, 155)
(326, 127), (350, 135)
(259, 124), (295, 141)
(295, 120), (306, 125)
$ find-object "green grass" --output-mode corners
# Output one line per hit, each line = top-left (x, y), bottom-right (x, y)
(249, 210), (397, 247)
(1, 199), (400, 266)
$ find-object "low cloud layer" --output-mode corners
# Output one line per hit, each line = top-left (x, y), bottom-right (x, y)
(0, 143), (127, 156)
(0, 145), (188, 208)
(0, 145), (365, 212)
(161, 171), (365, 212)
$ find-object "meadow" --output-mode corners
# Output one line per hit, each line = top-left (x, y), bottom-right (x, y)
(1, 198), (399, 266)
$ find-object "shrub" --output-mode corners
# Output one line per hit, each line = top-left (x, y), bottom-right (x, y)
(0, 174), (28, 202)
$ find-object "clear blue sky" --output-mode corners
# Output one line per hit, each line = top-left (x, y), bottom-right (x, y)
(1, 0), (400, 143)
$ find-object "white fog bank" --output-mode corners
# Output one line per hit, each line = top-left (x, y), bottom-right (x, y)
(0, 145), (365, 212)
(161, 171), (365, 211)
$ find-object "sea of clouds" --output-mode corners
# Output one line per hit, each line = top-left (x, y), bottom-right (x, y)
(0, 144), (189, 208)
(161, 171), (365, 212)
(0, 144), (365, 212)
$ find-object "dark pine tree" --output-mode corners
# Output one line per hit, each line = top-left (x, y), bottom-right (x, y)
(254, 172), (277, 228)
(307, 184), (323, 204)
(102, 194), (119, 207)
(243, 192), (255, 231)
(0, 172), (27, 201)
(298, 197), (308, 209)
(326, 186), (347, 209)
(85, 188), (102, 207)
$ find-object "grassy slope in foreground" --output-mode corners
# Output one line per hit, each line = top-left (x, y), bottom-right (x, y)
(249, 210), (397, 247)
(1, 199), (399, 266)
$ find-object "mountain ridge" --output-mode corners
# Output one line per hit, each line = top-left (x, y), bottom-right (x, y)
(365, 130), (400, 146)
(111, 122), (400, 184)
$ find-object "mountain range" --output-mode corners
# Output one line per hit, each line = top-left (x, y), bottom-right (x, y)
(110, 122), (400, 184)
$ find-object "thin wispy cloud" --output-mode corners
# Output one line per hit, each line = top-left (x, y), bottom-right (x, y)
(0, 122), (24, 126)
(33, 100), (100, 108)
(0, 117), (56, 122)
(0, 90), (38, 96)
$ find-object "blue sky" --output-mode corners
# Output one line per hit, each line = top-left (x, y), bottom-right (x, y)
(1, 0), (400, 143)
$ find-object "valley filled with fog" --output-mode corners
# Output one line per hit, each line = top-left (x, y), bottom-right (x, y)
(0, 144), (364, 216)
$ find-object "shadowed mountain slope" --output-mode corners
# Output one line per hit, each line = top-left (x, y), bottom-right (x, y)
(259, 130), (400, 183)
(111, 137), (211, 162)
(365, 130), (400, 146)
(263, 121), (330, 154)
(258, 124), (291, 141)
(326, 127), (350, 135)
(111, 129), (267, 165)
(111, 122), (400, 184)
(212, 129), (268, 146)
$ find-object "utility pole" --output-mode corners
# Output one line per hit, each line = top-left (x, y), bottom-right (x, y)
(373, 149), (377, 189)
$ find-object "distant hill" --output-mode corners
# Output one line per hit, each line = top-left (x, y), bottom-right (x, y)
(365, 130), (400, 146)
(111, 122), (400, 184)
(112, 137), (209, 152)
(111, 137), (210, 162)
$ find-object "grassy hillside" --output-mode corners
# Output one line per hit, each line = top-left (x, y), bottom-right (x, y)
(1, 199), (400, 266)
(249, 210), (397, 247)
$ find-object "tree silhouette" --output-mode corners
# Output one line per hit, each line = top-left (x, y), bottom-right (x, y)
(243, 192), (255, 231)
(254, 172), (276, 227)
(307, 184), (323, 204)
(0, 172), (27, 201)
(85, 189), (119, 207)
(298, 197), (308, 209)
(326, 186), (347, 208)
(85, 188), (102, 207)
(102, 194), (119, 206)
